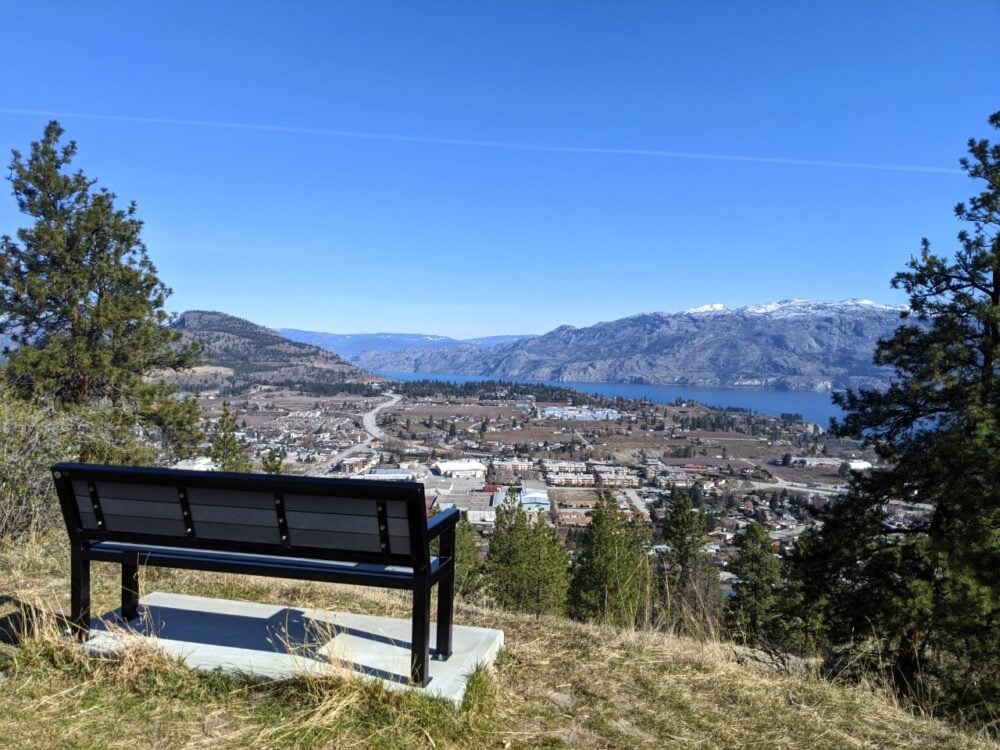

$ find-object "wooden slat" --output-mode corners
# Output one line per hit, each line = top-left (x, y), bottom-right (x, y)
(284, 511), (381, 535)
(102, 515), (188, 536)
(74, 481), (179, 504)
(99, 497), (183, 521)
(77, 511), (100, 530)
(185, 487), (275, 510)
(194, 522), (281, 544)
(282, 493), (383, 516)
(386, 518), (409, 537)
(389, 535), (410, 555)
(75, 496), (92, 519)
(386, 500), (408, 519)
(289, 528), (387, 553)
(188, 504), (276, 527)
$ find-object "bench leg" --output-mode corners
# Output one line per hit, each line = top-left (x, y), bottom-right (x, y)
(411, 578), (431, 686)
(70, 546), (91, 640)
(435, 568), (454, 660)
(121, 558), (140, 622)
(435, 520), (456, 660)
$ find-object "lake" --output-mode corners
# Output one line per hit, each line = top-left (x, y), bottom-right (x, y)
(375, 371), (845, 427)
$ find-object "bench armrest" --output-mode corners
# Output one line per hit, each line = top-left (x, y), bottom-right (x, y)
(427, 507), (460, 540)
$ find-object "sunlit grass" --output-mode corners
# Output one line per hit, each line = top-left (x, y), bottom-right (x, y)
(0, 532), (994, 749)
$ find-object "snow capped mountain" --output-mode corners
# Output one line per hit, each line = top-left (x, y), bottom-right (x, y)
(349, 298), (906, 392)
(681, 298), (907, 318)
(683, 303), (728, 314)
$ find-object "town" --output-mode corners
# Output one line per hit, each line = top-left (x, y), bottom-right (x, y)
(193, 379), (912, 593)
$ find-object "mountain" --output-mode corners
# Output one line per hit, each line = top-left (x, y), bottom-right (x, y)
(278, 329), (531, 360)
(350, 299), (906, 392)
(168, 311), (376, 391)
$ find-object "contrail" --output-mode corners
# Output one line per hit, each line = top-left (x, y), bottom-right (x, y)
(0, 107), (963, 175)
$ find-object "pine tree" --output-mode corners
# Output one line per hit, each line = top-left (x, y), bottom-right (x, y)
(725, 522), (781, 646)
(527, 517), (570, 616)
(0, 121), (202, 458)
(569, 492), (651, 627)
(210, 401), (252, 472)
(659, 489), (722, 637)
(486, 503), (568, 617)
(453, 515), (486, 599)
(801, 112), (1000, 726)
(262, 449), (283, 474)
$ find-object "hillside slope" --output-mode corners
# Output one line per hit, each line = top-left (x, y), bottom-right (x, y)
(168, 310), (377, 391)
(353, 299), (905, 392)
(1, 535), (992, 750)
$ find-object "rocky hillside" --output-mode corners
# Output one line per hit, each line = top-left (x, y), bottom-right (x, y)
(351, 299), (906, 392)
(168, 310), (377, 392)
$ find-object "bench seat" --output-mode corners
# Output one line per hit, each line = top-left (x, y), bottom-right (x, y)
(86, 542), (450, 588)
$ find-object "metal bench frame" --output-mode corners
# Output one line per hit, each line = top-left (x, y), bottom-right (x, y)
(52, 462), (458, 686)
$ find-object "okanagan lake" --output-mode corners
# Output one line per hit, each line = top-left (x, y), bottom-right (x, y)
(376, 372), (845, 427)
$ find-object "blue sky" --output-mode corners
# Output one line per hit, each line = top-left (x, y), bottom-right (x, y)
(0, 2), (997, 338)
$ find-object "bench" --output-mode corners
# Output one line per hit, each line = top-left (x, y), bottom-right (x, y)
(52, 462), (459, 686)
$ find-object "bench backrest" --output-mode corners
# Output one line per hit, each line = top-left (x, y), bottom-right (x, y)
(52, 463), (430, 568)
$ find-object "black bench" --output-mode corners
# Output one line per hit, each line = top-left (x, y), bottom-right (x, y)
(52, 462), (459, 686)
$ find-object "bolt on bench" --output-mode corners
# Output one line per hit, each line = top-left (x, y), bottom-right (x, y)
(52, 462), (459, 686)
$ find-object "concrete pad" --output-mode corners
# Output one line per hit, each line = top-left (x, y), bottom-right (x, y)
(84, 591), (504, 706)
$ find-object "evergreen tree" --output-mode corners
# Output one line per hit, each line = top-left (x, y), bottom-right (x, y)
(262, 448), (283, 474)
(486, 503), (569, 617)
(725, 522), (781, 645)
(526, 515), (571, 617)
(453, 515), (486, 599)
(0, 122), (202, 457)
(569, 492), (651, 627)
(210, 401), (252, 472)
(659, 489), (722, 637)
(801, 112), (1000, 726)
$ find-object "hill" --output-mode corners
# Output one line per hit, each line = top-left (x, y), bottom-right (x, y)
(1, 533), (992, 750)
(351, 299), (905, 392)
(167, 310), (377, 392)
(278, 329), (531, 360)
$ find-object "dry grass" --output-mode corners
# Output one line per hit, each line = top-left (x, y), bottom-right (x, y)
(1, 533), (995, 749)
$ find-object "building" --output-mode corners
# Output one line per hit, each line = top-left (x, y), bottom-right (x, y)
(491, 457), (534, 473)
(433, 459), (487, 479)
(541, 459), (588, 474)
(542, 406), (621, 421)
(519, 480), (551, 512)
(596, 471), (641, 488)
(546, 472), (595, 487)
(356, 467), (421, 482)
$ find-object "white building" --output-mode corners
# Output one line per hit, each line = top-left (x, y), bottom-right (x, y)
(492, 457), (534, 473)
(433, 459), (487, 479)
(356, 468), (421, 482)
(519, 480), (551, 512)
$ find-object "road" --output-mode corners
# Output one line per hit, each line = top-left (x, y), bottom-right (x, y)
(738, 459), (845, 497)
(308, 393), (402, 474)
(362, 393), (402, 441)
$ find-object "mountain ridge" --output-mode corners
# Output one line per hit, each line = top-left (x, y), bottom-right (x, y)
(167, 310), (377, 391)
(278, 329), (531, 360)
(341, 299), (906, 392)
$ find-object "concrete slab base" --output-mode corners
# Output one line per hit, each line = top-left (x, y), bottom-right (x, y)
(84, 591), (504, 706)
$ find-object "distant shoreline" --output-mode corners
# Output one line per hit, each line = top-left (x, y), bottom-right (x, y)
(377, 371), (844, 426)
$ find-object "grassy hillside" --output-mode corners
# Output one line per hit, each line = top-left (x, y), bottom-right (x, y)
(1, 534), (994, 750)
